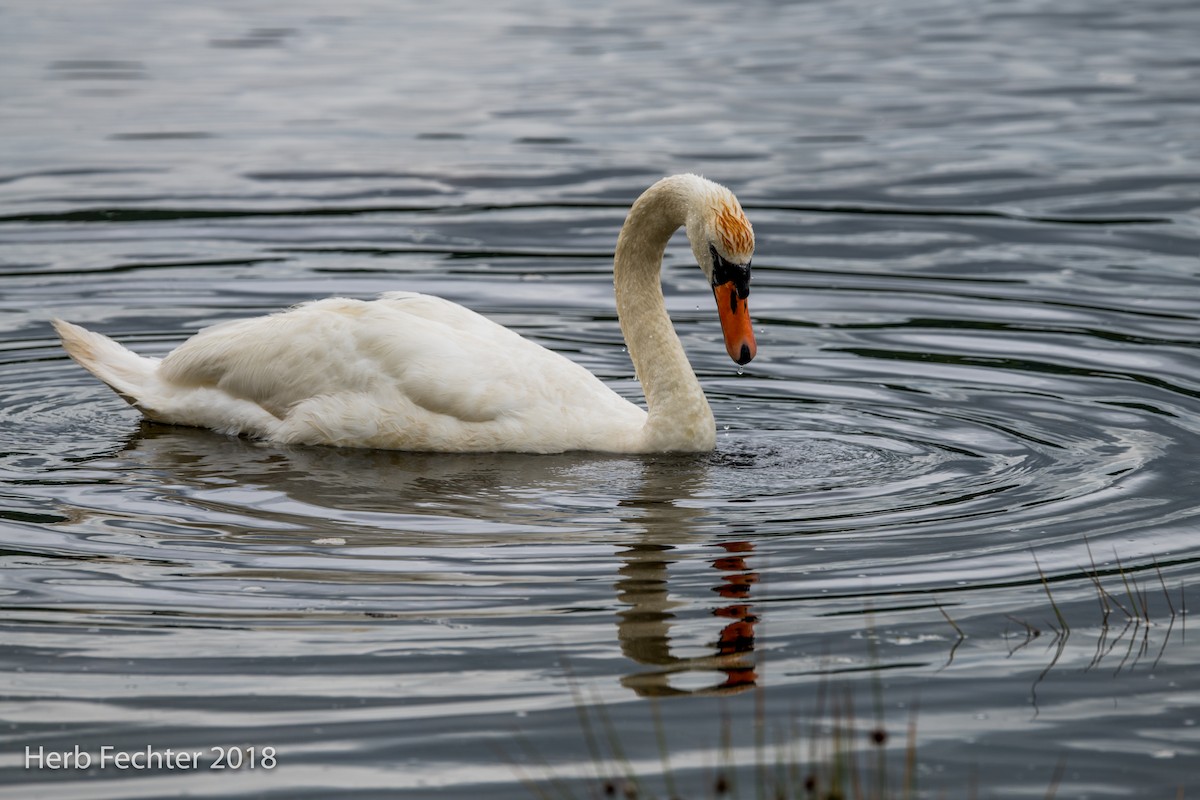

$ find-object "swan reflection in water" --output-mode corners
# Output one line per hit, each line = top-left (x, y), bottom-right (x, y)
(114, 423), (760, 696)
(614, 459), (759, 696)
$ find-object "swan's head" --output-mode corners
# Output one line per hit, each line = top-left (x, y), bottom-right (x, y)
(685, 178), (757, 366)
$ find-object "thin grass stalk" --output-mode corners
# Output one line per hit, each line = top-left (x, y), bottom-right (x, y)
(810, 674), (829, 798)
(650, 699), (679, 800)
(1083, 538), (1110, 619)
(718, 702), (736, 799)
(591, 690), (643, 798)
(1083, 564), (1111, 628)
(1112, 550), (1145, 621)
(1152, 557), (1175, 616)
(497, 740), (558, 800)
(841, 684), (863, 800)
(788, 710), (805, 800)
(902, 698), (919, 800)
(1098, 574), (1131, 619)
(865, 610), (889, 800)
(1140, 580), (1152, 625)
(514, 733), (579, 800)
(936, 602), (964, 639)
(562, 661), (610, 790)
(770, 729), (788, 800)
(1043, 755), (1067, 799)
(756, 675), (768, 800)
(1031, 549), (1069, 634)
(828, 689), (845, 800)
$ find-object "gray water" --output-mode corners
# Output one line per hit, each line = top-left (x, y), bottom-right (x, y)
(2, 0), (1199, 797)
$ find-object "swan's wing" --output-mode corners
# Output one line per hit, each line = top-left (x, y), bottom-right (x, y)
(377, 291), (526, 344)
(157, 294), (633, 433)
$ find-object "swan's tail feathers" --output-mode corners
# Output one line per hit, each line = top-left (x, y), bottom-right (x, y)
(52, 319), (160, 413)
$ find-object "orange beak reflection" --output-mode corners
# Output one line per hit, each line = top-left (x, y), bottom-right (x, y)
(713, 281), (756, 365)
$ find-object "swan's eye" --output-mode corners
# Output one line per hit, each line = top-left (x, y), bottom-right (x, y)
(709, 243), (751, 299)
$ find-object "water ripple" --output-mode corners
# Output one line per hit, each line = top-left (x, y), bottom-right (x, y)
(3, 0), (1199, 793)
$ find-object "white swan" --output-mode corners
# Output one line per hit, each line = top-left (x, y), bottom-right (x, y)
(53, 174), (757, 453)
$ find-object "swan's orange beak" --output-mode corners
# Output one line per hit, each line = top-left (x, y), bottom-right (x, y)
(713, 281), (756, 365)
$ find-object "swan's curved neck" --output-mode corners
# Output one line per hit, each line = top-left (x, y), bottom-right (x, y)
(614, 176), (716, 452)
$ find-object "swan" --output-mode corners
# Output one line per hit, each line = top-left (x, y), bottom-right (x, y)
(53, 174), (757, 454)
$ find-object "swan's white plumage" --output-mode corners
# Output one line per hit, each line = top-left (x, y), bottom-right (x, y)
(54, 174), (755, 454)
(58, 294), (645, 452)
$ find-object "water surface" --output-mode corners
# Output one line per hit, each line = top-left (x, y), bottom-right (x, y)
(1, 0), (1198, 797)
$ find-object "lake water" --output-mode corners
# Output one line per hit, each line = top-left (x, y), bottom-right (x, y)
(1, 0), (1198, 797)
